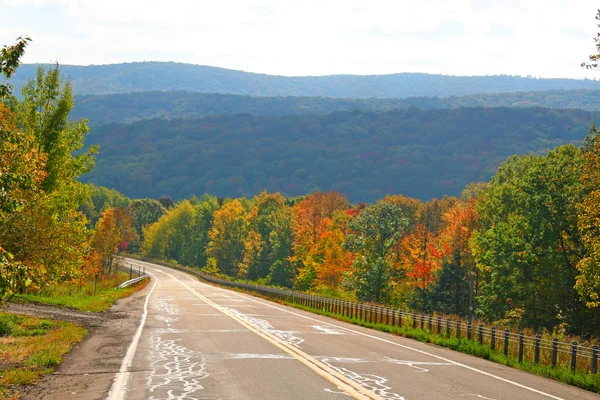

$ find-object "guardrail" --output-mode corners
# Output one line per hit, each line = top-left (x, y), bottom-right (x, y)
(131, 257), (599, 374)
(117, 274), (150, 289)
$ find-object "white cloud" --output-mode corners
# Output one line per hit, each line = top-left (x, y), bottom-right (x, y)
(1, 0), (599, 79)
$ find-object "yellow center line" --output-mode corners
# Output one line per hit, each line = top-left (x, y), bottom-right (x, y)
(152, 267), (382, 400)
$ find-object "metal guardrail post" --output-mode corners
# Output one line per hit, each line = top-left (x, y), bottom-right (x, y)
(446, 319), (451, 336)
(478, 324), (483, 345)
(420, 314), (425, 330)
(428, 315), (433, 332)
(491, 326), (496, 351)
(518, 332), (524, 363)
(456, 320), (461, 339)
(412, 314), (417, 329)
(571, 342), (578, 372)
(552, 338), (558, 368)
(504, 330), (509, 356)
(467, 321), (472, 340)
(437, 316), (442, 334)
(592, 345), (598, 374)
(534, 334), (541, 364)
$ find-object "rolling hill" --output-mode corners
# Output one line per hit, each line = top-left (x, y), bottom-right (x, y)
(8, 62), (600, 98)
(81, 107), (598, 202)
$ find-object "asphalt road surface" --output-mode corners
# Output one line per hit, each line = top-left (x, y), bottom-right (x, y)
(107, 259), (600, 400)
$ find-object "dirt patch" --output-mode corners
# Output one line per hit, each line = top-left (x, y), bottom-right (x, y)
(7, 280), (152, 400)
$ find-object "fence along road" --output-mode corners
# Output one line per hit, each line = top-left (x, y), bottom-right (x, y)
(108, 259), (599, 400)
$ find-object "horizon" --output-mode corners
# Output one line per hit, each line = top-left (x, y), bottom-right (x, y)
(2, 0), (600, 80)
(14, 61), (600, 82)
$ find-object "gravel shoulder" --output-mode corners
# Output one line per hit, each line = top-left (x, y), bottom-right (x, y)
(7, 280), (152, 400)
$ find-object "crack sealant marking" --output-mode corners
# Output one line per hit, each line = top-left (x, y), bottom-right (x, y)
(224, 307), (304, 348)
(147, 335), (208, 400)
(312, 325), (346, 335)
(154, 315), (178, 324)
(318, 357), (405, 400)
(385, 356), (455, 373)
(152, 297), (179, 315)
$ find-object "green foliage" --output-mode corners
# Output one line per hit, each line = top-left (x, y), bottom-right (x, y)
(0, 36), (30, 98)
(473, 145), (589, 331)
(345, 202), (408, 302)
(83, 107), (598, 202)
(81, 184), (131, 226)
(20, 64), (98, 198)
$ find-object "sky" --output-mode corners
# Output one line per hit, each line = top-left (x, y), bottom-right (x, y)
(1, 0), (599, 79)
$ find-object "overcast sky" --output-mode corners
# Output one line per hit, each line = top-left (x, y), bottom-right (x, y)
(1, 0), (599, 79)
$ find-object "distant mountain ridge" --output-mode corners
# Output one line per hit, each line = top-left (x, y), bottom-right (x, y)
(8, 62), (600, 98)
(72, 89), (600, 126)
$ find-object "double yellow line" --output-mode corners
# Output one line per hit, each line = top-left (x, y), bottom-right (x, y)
(173, 276), (382, 400)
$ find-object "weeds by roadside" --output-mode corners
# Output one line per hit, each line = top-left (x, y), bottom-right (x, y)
(12, 272), (149, 312)
(0, 313), (86, 399)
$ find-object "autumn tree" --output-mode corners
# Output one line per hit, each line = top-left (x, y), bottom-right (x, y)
(432, 198), (479, 320)
(206, 199), (249, 276)
(91, 207), (138, 274)
(576, 125), (600, 307)
(313, 210), (354, 289)
(292, 191), (349, 290)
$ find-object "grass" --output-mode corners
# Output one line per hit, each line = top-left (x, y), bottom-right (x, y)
(13, 272), (149, 312)
(0, 313), (87, 399)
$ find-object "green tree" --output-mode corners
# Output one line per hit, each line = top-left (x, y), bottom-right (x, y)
(19, 64), (98, 201)
(128, 198), (166, 238)
(345, 201), (408, 302)
(0, 36), (31, 98)
(473, 146), (587, 331)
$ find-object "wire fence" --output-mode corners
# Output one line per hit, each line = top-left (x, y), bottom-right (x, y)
(135, 258), (599, 374)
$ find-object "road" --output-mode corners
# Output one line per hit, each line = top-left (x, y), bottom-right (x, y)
(107, 259), (599, 400)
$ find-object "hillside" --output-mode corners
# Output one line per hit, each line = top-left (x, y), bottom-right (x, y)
(82, 107), (598, 202)
(73, 89), (600, 126)
(8, 62), (600, 98)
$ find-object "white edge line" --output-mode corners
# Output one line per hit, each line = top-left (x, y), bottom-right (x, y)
(106, 273), (158, 400)
(134, 261), (567, 400)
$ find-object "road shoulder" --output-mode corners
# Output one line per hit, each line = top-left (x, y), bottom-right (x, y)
(9, 281), (152, 400)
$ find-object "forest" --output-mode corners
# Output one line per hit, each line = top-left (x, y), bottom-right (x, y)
(71, 89), (600, 126)
(82, 107), (598, 202)
(8, 62), (600, 98)
(78, 122), (600, 338)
